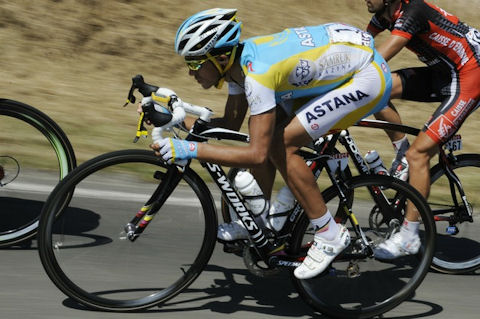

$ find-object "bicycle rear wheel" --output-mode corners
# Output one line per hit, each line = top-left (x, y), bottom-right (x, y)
(429, 154), (480, 274)
(37, 149), (217, 311)
(289, 175), (435, 319)
(0, 99), (76, 247)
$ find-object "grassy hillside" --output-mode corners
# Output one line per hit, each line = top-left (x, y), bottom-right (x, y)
(1, 0), (479, 185)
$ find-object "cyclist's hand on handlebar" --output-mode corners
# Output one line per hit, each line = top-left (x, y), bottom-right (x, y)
(153, 138), (198, 164)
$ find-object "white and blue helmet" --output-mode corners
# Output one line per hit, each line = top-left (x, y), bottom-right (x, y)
(175, 8), (242, 57)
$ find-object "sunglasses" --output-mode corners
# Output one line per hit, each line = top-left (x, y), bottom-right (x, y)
(185, 51), (232, 71)
(185, 57), (210, 71)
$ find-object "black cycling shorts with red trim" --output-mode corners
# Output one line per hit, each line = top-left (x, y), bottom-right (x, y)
(396, 66), (480, 144)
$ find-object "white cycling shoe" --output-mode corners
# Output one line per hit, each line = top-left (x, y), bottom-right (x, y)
(294, 225), (350, 280)
(217, 220), (249, 241)
(374, 231), (421, 260)
(390, 156), (409, 182)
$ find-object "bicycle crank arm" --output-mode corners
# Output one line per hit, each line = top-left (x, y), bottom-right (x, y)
(268, 256), (302, 268)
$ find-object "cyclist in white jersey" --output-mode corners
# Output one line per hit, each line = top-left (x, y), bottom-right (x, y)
(153, 8), (392, 279)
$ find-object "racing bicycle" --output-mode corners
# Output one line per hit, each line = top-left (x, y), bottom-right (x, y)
(37, 75), (435, 319)
(0, 99), (76, 247)
(353, 119), (480, 274)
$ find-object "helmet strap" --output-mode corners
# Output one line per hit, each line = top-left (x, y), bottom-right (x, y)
(211, 45), (238, 89)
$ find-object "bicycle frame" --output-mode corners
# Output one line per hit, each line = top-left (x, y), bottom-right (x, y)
(356, 119), (474, 223)
(119, 75), (446, 270)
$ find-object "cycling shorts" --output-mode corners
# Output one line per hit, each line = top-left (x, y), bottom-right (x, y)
(296, 52), (392, 140)
(396, 66), (480, 143)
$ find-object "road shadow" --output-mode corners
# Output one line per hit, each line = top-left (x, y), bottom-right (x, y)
(0, 196), (42, 233)
(0, 197), (108, 250)
(60, 262), (447, 319)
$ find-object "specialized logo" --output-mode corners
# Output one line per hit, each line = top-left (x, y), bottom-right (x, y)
(344, 134), (369, 174)
(288, 59), (316, 87)
(206, 163), (260, 233)
(188, 142), (196, 152)
(304, 90), (370, 123)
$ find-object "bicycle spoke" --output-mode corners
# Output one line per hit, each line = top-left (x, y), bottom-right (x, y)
(290, 175), (435, 318)
(0, 100), (75, 247)
(38, 150), (217, 311)
(429, 155), (480, 273)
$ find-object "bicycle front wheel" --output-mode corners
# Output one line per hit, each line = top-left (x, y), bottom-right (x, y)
(290, 175), (435, 319)
(0, 99), (76, 247)
(429, 154), (480, 274)
(37, 149), (218, 311)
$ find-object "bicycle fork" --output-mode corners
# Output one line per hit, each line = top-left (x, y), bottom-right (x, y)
(122, 167), (184, 241)
(434, 151), (474, 234)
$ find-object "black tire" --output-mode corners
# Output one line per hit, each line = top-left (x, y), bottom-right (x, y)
(429, 154), (480, 274)
(0, 99), (76, 247)
(37, 149), (218, 311)
(289, 175), (435, 319)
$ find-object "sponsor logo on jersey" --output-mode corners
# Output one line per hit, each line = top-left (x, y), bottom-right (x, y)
(451, 99), (475, 126)
(247, 61), (255, 72)
(304, 90), (370, 123)
(288, 59), (316, 87)
(280, 92), (293, 100)
(318, 52), (352, 76)
(449, 41), (469, 66)
(245, 81), (262, 109)
(429, 115), (456, 141)
(394, 18), (404, 29)
(429, 32), (452, 46)
(294, 27), (315, 47)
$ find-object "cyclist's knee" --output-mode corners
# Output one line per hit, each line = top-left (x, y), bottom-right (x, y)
(391, 72), (403, 99)
(405, 146), (431, 168)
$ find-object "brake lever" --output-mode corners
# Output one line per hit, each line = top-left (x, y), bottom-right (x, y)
(133, 112), (148, 143)
(123, 83), (136, 107)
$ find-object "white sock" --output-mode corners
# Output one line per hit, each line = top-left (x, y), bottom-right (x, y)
(392, 136), (408, 153)
(400, 218), (419, 237)
(311, 210), (339, 241)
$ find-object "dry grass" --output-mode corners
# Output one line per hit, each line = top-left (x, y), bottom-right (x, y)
(1, 0), (479, 188)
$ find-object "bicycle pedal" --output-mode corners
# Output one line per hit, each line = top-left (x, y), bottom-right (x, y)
(220, 240), (244, 256)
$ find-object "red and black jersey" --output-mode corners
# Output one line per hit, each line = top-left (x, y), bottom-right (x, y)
(367, 0), (480, 72)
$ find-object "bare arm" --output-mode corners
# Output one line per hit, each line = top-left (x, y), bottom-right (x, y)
(196, 108), (276, 168)
(376, 34), (410, 61)
(210, 94), (248, 130)
(183, 94), (248, 131)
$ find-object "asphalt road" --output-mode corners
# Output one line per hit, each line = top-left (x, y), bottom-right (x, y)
(1, 175), (479, 319)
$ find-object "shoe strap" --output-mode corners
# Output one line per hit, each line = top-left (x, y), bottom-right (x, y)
(308, 241), (339, 261)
